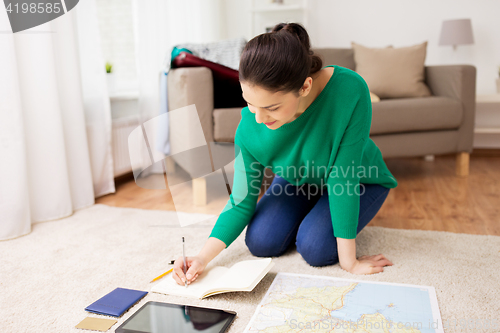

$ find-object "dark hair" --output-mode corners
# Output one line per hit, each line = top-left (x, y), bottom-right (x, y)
(239, 22), (323, 96)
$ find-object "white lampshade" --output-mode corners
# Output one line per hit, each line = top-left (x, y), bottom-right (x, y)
(439, 18), (474, 47)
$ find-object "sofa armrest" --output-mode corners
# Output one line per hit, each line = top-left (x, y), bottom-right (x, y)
(167, 66), (215, 144)
(425, 65), (476, 152)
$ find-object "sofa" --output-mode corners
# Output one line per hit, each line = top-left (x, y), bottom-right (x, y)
(167, 47), (477, 205)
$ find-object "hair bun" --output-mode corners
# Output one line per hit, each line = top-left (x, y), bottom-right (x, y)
(239, 22), (323, 93)
(271, 22), (310, 51)
(270, 22), (322, 75)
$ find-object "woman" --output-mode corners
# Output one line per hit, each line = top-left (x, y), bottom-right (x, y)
(173, 22), (398, 285)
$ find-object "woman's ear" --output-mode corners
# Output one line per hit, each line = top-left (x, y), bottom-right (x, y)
(299, 77), (313, 97)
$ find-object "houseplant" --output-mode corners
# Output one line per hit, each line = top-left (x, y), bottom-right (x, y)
(106, 62), (116, 94)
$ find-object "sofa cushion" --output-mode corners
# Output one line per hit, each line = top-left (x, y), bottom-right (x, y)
(311, 48), (356, 70)
(370, 96), (463, 135)
(370, 92), (380, 103)
(213, 108), (242, 142)
(213, 98), (463, 141)
(351, 41), (432, 99)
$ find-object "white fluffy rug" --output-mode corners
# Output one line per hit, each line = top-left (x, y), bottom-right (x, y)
(1, 204), (499, 333)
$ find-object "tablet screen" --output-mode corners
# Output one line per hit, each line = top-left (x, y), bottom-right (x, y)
(116, 301), (236, 333)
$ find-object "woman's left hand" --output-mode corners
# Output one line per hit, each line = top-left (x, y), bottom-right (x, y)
(343, 254), (393, 275)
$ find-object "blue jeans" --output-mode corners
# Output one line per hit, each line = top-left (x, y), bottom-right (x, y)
(245, 174), (390, 267)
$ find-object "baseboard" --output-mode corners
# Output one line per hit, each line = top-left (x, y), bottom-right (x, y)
(471, 148), (500, 157)
(114, 171), (134, 186)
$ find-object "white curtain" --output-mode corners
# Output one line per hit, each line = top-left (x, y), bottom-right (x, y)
(0, 0), (114, 240)
(130, 0), (224, 175)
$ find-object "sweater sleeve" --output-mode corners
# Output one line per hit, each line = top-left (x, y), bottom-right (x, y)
(326, 77), (372, 239)
(208, 135), (265, 248)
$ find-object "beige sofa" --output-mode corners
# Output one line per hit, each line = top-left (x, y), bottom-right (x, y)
(167, 48), (476, 205)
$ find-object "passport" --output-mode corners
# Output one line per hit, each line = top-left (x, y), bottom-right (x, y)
(85, 287), (148, 317)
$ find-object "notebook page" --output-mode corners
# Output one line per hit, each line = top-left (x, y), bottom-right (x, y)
(151, 265), (228, 298)
(209, 258), (273, 291)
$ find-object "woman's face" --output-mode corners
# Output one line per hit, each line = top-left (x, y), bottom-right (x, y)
(241, 78), (313, 130)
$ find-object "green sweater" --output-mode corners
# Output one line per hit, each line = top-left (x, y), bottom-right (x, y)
(209, 65), (398, 248)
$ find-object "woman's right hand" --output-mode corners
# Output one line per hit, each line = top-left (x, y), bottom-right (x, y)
(172, 255), (207, 286)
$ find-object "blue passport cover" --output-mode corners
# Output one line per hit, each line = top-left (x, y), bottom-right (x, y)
(85, 287), (148, 317)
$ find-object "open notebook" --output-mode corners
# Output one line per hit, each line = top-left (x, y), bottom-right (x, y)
(151, 258), (274, 299)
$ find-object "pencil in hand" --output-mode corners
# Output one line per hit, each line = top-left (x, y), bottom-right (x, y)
(182, 236), (187, 288)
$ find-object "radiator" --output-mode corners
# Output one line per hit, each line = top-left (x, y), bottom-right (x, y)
(112, 115), (140, 177)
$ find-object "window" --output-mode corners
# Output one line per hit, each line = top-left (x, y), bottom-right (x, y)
(95, 0), (138, 92)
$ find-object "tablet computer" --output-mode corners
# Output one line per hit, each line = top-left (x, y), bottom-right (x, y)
(115, 301), (236, 333)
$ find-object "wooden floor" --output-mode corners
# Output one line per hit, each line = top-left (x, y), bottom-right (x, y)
(97, 149), (500, 236)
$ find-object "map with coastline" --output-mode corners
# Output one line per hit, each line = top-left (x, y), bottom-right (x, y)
(244, 272), (444, 333)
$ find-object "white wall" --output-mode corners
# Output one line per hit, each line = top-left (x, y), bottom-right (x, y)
(167, 0), (224, 46)
(223, 0), (500, 95)
(223, 0), (251, 39)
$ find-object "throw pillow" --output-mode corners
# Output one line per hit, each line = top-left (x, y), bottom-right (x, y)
(351, 41), (432, 99)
